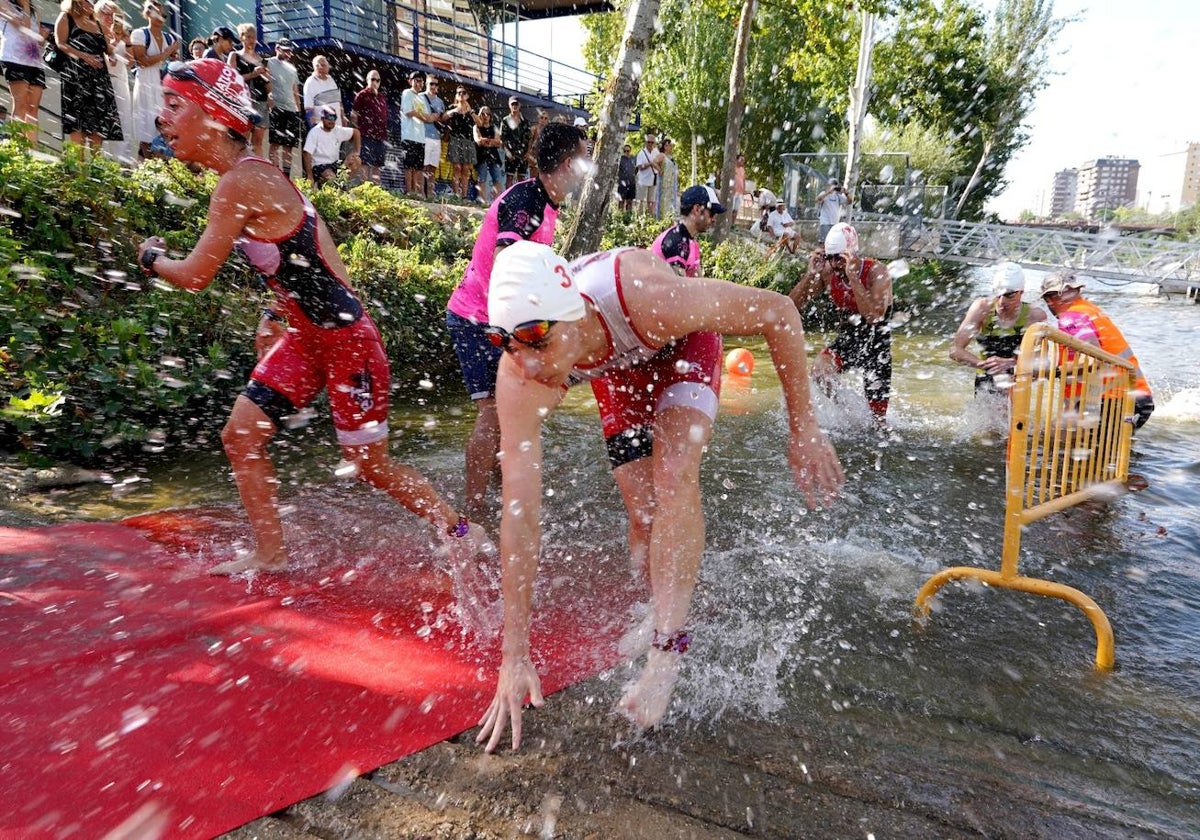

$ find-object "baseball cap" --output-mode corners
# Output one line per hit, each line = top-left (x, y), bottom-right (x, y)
(488, 242), (586, 334)
(680, 184), (726, 215)
(319, 105), (338, 120)
(274, 37), (294, 50)
(408, 70), (425, 80)
(573, 116), (587, 127)
(991, 261), (1026, 296)
(508, 96), (520, 104)
(163, 59), (256, 135)
(824, 222), (859, 255)
(1040, 270), (1085, 297)
(210, 26), (240, 46)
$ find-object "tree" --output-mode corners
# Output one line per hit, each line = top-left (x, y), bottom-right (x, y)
(712, 0), (756, 243)
(563, 0), (665, 258)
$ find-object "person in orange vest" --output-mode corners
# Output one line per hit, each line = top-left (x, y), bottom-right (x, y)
(1040, 271), (1154, 430)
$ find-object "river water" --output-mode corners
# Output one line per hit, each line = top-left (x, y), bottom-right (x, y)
(4, 269), (1198, 835)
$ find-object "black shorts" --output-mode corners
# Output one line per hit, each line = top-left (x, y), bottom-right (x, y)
(401, 140), (424, 171)
(2, 61), (46, 88)
(312, 162), (339, 181)
(828, 321), (893, 405)
(269, 109), (302, 147)
(360, 137), (386, 167)
(504, 154), (528, 176)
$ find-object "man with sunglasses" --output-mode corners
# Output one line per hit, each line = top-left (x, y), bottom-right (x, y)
(445, 122), (589, 522)
(787, 222), (894, 420)
(474, 241), (843, 753)
(949, 261), (1047, 396)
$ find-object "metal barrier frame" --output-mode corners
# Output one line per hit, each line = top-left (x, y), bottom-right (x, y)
(915, 324), (1138, 669)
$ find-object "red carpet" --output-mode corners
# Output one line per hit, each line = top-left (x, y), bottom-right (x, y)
(0, 499), (639, 839)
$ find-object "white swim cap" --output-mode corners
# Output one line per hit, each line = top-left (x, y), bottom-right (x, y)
(488, 241), (586, 333)
(824, 222), (859, 255)
(991, 261), (1026, 296)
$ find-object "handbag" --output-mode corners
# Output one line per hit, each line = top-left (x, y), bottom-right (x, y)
(42, 38), (67, 73)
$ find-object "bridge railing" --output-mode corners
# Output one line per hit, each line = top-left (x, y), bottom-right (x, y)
(915, 324), (1138, 669)
(897, 216), (1200, 287)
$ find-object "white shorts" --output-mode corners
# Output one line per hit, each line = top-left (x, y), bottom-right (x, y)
(424, 137), (442, 168)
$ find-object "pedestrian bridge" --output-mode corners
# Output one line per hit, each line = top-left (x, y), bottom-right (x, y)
(857, 216), (1200, 299)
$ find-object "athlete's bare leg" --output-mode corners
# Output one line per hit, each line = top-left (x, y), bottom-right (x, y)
(617, 405), (713, 729)
(210, 395), (287, 574)
(463, 396), (500, 521)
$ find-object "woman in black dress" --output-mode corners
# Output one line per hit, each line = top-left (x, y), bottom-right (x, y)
(54, 0), (121, 154)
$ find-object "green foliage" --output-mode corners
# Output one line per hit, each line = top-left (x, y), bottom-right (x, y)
(0, 143), (479, 465)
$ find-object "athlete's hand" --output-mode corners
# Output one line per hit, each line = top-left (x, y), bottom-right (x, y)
(843, 252), (863, 282)
(255, 318), (285, 359)
(808, 250), (827, 274)
(476, 655), (544, 753)
(788, 427), (843, 510)
(981, 355), (1015, 375)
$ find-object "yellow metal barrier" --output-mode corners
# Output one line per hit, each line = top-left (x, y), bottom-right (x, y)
(915, 324), (1138, 669)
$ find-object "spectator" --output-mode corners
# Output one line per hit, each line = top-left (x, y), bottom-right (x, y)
(302, 104), (360, 187)
(765, 199), (798, 254)
(634, 133), (659, 216)
(302, 54), (341, 127)
(656, 137), (678, 219)
(187, 36), (204, 59)
(266, 36), (301, 177)
(350, 68), (388, 185)
(1040, 271), (1154, 430)
(474, 105), (502, 203)
(0, 0), (45, 146)
(949, 261), (1047, 396)
(129, 0), (178, 160)
(144, 114), (171, 159)
(202, 24), (235, 62)
(616, 143), (636, 212)
(499, 95), (530, 189)
(445, 85), (479, 199)
(55, 0), (122, 156)
(572, 115), (593, 156)
(399, 69), (431, 195)
(816, 177), (850, 243)
(94, 0), (133, 164)
(526, 107), (548, 177)
(229, 22), (269, 156)
(419, 75), (446, 198)
(731, 153), (746, 215)
(787, 223), (894, 420)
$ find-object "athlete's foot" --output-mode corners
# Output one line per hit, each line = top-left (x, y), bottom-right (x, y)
(207, 550), (288, 576)
(616, 648), (682, 730)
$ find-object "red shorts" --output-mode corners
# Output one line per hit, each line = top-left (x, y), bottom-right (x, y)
(590, 331), (723, 464)
(250, 314), (391, 446)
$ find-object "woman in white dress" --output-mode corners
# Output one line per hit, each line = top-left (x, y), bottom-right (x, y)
(129, 0), (178, 159)
(655, 138), (679, 219)
(94, 0), (133, 163)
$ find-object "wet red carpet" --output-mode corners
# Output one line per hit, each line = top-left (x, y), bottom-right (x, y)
(0, 503), (637, 839)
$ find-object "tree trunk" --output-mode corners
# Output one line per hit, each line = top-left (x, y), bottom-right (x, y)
(712, 0), (757, 244)
(562, 0), (663, 259)
(953, 135), (993, 220)
(844, 10), (876, 205)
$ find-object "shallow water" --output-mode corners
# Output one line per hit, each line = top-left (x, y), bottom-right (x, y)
(4, 270), (1199, 833)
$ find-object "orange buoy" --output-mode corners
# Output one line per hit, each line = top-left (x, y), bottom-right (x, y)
(725, 347), (755, 376)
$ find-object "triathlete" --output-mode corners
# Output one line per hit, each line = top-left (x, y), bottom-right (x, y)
(474, 241), (843, 753)
(949, 261), (1047, 394)
(445, 122), (589, 520)
(787, 223), (894, 420)
(137, 59), (479, 574)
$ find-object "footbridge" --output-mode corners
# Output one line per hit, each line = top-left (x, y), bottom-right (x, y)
(858, 216), (1200, 299)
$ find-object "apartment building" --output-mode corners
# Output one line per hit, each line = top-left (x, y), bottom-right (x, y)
(1074, 157), (1139, 220)
(1048, 168), (1077, 217)
(1180, 142), (1200, 208)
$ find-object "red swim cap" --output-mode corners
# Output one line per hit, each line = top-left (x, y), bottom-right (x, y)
(162, 58), (256, 136)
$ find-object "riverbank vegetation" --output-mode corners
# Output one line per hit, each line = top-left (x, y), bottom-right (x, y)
(0, 140), (960, 467)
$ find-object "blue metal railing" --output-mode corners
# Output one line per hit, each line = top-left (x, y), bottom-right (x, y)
(259, 0), (601, 109)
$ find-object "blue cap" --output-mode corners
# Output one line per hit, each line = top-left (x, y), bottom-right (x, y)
(681, 184), (726, 215)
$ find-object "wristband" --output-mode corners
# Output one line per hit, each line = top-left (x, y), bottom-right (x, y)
(447, 516), (469, 538)
(140, 247), (163, 275)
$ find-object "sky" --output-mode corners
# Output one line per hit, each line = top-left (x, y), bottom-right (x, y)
(516, 0), (1200, 221)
